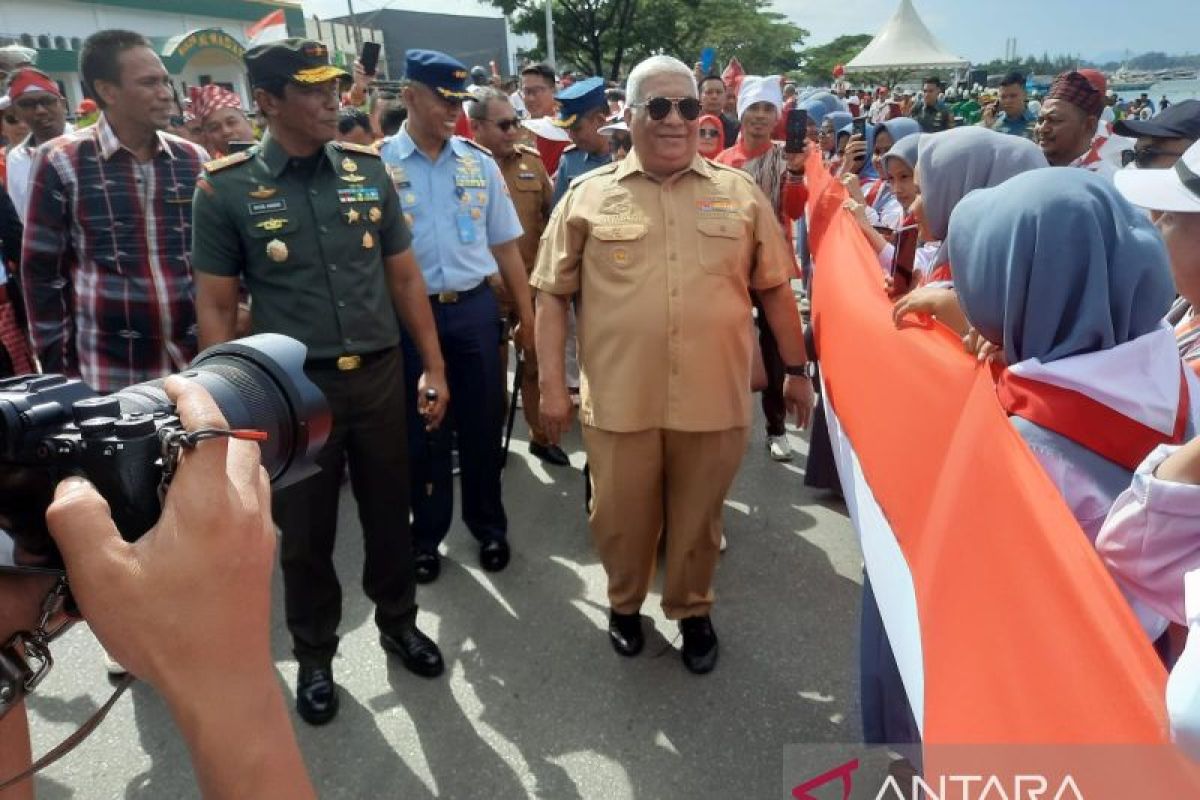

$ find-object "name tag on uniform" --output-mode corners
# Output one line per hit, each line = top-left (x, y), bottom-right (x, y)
(338, 187), (381, 204)
(248, 199), (287, 215)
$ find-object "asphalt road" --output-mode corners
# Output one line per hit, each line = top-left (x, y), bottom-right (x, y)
(27, 394), (865, 799)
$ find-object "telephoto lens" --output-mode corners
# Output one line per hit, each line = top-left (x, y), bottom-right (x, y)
(114, 334), (331, 487)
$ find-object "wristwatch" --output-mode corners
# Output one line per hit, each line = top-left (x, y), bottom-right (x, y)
(784, 363), (816, 378)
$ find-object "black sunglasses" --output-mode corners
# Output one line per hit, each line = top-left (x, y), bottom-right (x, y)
(636, 96), (701, 121)
(488, 117), (521, 132)
(1121, 148), (1186, 168)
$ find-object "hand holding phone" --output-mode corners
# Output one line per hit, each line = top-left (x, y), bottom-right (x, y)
(785, 107), (809, 154)
(360, 41), (381, 77)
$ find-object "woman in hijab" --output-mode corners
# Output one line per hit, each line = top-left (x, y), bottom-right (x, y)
(820, 110), (853, 168)
(891, 126), (1047, 333)
(696, 113), (726, 159)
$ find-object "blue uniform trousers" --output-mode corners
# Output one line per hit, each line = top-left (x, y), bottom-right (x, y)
(401, 286), (507, 550)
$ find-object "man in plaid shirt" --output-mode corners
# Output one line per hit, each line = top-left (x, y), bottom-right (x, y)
(21, 30), (207, 392)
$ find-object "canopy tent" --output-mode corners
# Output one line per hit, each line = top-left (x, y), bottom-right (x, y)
(845, 0), (969, 73)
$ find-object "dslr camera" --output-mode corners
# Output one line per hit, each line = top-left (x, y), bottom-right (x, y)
(0, 334), (330, 574)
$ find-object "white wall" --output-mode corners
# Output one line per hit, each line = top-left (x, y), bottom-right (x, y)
(1, 0), (255, 45)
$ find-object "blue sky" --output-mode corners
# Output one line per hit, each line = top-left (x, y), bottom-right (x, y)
(302, 0), (1195, 64)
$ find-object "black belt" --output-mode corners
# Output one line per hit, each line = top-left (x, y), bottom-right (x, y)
(305, 347), (393, 372)
(429, 281), (488, 304)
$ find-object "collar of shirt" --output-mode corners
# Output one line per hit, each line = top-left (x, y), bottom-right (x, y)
(95, 113), (176, 162)
(390, 123), (469, 165)
(259, 133), (338, 178)
(613, 148), (713, 184)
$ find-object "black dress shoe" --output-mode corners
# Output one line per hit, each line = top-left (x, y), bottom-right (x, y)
(414, 550), (440, 584)
(529, 441), (571, 466)
(296, 664), (339, 725)
(479, 539), (510, 572)
(608, 610), (644, 657)
(381, 625), (444, 678)
(679, 615), (719, 674)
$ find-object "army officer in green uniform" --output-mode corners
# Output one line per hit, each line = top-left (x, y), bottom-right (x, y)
(191, 39), (449, 726)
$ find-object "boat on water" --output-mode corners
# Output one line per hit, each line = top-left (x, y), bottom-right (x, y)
(1109, 68), (1157, 92)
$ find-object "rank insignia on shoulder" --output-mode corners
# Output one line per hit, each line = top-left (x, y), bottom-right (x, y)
(459, 138), (492, 156)
(333, 141), (381, 158)
(204, 150), (252, 173)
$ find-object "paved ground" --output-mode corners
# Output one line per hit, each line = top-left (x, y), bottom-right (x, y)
(27, 392), (865, 799)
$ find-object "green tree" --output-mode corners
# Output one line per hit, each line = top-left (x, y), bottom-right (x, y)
(494, 0), (807, 80)
(795, 34), (873, 84)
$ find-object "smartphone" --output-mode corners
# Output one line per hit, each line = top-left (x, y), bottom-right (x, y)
(360, 41), (382, 77)
(891, 224), (919, 280)
(852, 116), (867, 139)
(227, 140), (256, 154)
(785, 107), (808, 154)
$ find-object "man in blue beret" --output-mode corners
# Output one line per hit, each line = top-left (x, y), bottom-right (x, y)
(379, 50), (535, 585)
(552, 76), (613, 206)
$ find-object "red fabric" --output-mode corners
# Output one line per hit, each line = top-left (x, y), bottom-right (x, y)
(0, 301), (33, 375)
(996, 368), (1189, 471)
(188, 84), (242, 124)
(6, 68), (61, 100)
(454, 112), (473, 140)
(1047, 71), (1104, 117)
(535, 135), (569, 176)
(804, 141), (1194, 757)
(771, 98), (795, 140)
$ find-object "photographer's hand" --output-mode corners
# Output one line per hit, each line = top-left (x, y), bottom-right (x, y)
(45, 377), (314, 800)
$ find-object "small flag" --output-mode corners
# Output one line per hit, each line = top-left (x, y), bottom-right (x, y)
(247, 9), (288, 47)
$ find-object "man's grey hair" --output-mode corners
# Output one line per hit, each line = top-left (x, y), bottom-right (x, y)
(626, 55), (696, 108)
(466, 87), (511, 120)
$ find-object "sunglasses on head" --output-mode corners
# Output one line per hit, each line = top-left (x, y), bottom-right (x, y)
(636, 96), (701, 121)
(489, 117), (521, 132)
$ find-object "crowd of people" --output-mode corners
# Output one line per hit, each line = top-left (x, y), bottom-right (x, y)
(1, 25), (1200, 796)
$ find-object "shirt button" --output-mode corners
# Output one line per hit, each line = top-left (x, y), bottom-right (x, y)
(320, 226), (329, 234)
(310, 189), (319, 197)
(344, 338), (353, 345)
(337, 300), (346, 308)
(329, 264), (338, 272)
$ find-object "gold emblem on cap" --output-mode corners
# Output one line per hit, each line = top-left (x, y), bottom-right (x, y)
(362, 231), (375, 249)
(255, 217), (288, 232)
(248, 185), (277, 199)
(368, 207), (382, 223)
(266, 239), (288, 262)
(342, 158), (358, 173)
(345, 208), (360, 224)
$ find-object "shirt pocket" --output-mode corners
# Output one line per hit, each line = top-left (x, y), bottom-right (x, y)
(244, 215), (302, 264)
(590, 223), (646, 275)
(696, 218), (744, 276)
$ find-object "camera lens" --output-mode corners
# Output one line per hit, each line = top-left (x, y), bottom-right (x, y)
(114, 334), (330, 487)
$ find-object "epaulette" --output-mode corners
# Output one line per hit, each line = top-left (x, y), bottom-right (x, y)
(204, 150), (253, 173)
(568, 161), (619, 189)
(331, 140), (381, 158)
(515, 143), (540, 156)
(457, 137), (492, 156)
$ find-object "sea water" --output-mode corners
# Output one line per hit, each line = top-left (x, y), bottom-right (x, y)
(1147, 78), (1200, 105)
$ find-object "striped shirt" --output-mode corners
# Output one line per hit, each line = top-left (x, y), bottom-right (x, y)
(20, 114), (206, 392)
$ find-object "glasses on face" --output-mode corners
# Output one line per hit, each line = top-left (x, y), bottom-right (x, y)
(635, 96), (701, 121)
(698, 128), (720, 139)
(488, 117), (521, 132)
(1121, 147), (1188, 168)
(15, 95), (60, 111)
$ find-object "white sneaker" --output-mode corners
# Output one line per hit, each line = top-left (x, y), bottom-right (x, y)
(720, 534), (728, 552)
(767, 435), (793, 462)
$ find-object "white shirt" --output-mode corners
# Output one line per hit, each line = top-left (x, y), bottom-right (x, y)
(6, 123), (73, 223)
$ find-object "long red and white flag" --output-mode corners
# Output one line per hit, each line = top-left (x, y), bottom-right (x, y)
(246, 9), (288, 48)
(803, 147), (1200, 796)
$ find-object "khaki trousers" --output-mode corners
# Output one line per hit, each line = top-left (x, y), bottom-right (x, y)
(581, 425), (749, 619)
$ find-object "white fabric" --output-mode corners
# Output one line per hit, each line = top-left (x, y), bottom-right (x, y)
(509, 90), (527, 118)
(1007, 326), (1197, 436)
(1167, 570), (1200, 761)
(519, 116), (571, 142)
(845, 0), (969, 72)
(6, 123), (72, 224)
(736, 75), (783, 121)
(1097, 445), (1200, 627)
(825, 388), (925, 733)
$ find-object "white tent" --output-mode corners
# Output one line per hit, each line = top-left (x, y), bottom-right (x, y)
(845, 0), (969, 72)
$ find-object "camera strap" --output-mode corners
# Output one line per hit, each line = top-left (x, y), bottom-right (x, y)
(0, 577), (134, 792)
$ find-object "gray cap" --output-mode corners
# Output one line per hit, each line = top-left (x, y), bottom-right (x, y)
(0, 45), (37, 74)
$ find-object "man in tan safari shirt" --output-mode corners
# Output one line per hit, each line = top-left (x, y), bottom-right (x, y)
(531, 55), (814, 675)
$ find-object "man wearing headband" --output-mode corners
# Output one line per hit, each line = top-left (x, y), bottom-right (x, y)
(189, 83), (255, 158)
(3, 68), (69, 223)
(1037, 71), (1114, 177)
(533, 55), (812, 675)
